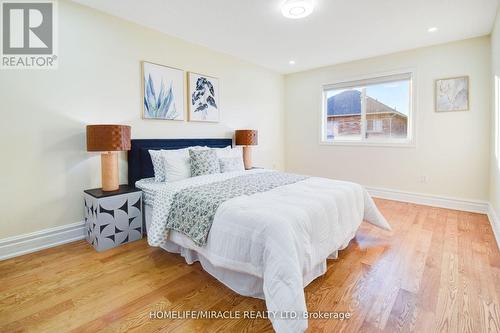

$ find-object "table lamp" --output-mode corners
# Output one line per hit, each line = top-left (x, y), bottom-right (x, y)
(235, 129), (258, 169)
(86, 125), (131, 191)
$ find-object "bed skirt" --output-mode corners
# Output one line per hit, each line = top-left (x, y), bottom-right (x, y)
(144, 205), (348, 299)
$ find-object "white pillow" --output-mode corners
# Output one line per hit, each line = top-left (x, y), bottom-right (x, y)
(212, 146), (231, 158)
(219, 156), (245, 173)
(217, 146), (243, 159)
(162, 149), (190, 182)
(162, 146), (206, 182)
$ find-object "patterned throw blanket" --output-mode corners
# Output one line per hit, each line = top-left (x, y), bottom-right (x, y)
(166, 171), (308, 246)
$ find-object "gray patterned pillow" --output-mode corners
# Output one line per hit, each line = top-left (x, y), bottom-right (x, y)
(149, 149), (165, 182)
(189, 149), (220, 177)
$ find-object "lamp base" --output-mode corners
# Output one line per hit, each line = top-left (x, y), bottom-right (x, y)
(242, 146), (252, 170)
(101, 152), (119, 191)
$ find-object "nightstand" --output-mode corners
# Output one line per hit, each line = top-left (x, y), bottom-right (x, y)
(84, 185), (142, 252)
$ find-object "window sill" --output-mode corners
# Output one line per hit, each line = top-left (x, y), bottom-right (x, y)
(319, 140), (415, 148)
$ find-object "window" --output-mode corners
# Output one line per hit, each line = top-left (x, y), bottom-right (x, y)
(367, 119), (383, 133)
(322, 72), (413, 145)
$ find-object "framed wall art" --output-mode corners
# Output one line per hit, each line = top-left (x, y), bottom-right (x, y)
(435, 76), (469, 112)
(142, 61), (185, 120)
(188, 72), (220, 122)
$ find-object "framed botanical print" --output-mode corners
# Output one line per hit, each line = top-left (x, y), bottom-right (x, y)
(435, 76), (469, 112)
(188, 72), (220, 122)
(142, 61), (185, 120)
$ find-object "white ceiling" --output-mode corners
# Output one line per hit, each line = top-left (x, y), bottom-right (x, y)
(72, 0), (499, 74)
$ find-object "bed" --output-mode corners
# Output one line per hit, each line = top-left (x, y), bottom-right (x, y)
(129, 138), (390, 333)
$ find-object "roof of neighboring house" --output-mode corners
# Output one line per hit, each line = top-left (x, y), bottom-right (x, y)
(327, 90), (407, 118)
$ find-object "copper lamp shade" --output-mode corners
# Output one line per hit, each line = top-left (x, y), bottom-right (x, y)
(86, 125), (131, 152)
(235, 129), (258, 146)
(86, 125), (131, 192)
(235, 129), (258, 170)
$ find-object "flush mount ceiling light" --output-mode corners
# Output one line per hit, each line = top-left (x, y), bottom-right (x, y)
(281, 0), (314, 19)
(289, 60), (296, 65)
(428, 27), (438, 32)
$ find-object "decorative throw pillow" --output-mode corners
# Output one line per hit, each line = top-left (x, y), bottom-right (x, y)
(219, 156), (245, 173)
(189, 149), (220, 177)
(149, 149), (165, 182)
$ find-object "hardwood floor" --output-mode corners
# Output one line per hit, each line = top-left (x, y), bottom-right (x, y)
(1, 199), (499, 332)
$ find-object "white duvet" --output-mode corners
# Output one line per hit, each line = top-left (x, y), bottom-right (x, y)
(136, 169), (390, 333)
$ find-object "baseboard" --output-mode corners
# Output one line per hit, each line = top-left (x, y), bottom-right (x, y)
(487, 204), (500, 251)
(0, 221), (85, 261)
(366, 186), (489, 214)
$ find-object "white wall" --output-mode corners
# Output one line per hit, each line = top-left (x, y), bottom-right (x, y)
(491, 10), (500, 219)
(285, 37), (491, 202)
(0, 0), (284, 239)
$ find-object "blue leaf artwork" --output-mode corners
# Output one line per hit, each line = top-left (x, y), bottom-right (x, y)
(143, 62), (184, 120)
(189, 73), (219, 122)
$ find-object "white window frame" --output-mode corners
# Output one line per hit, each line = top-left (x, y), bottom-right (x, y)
(320, 70), (416, 147)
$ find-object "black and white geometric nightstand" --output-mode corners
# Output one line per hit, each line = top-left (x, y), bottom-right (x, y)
(84, 185), (142, 252)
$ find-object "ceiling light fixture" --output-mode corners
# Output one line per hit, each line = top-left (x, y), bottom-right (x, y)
(289, 60), (296, 65)
(428, 27), (438, 32)
(281, 0), (313, 19)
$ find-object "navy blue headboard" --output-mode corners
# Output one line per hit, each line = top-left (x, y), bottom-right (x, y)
(127, 138), (233, 186)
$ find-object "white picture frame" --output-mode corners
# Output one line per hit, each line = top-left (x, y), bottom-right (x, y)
(435, 76), (469, 112)
(188, 72), (220, 122)
(142, 61), (185, 120)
